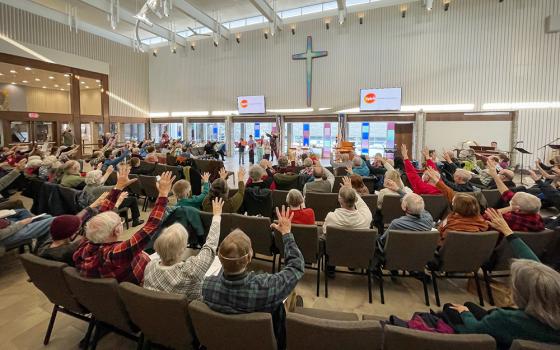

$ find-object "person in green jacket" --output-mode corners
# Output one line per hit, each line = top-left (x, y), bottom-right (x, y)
(169, 171), (210, 211)
(202, 168), (245, 213)
(445, 208), (560, 349)
(60, 160), (84, 188)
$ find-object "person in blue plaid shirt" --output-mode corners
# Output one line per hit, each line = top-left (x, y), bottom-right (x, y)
(202, 206), (305, 350)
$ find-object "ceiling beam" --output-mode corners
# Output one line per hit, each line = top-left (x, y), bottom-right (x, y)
(1, 0), (134, 48)
(79, 0), (187, 47)
(337, 0), (347, 24)
(249, 0), (283, 30)
(173, 0), (230, 40)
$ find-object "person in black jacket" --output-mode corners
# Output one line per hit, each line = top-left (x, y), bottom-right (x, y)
(241, 165), (272, 217)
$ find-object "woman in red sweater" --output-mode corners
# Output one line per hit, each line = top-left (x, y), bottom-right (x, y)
(287, 189), (315, 225)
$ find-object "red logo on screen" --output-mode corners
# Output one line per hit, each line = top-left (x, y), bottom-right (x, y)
(240, 99), (249, 108)
(364, 93), (376, 104)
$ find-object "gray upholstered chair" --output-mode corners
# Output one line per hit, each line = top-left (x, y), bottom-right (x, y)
(383, 325), (496, 350)
(119, 282), (195, 350)
(200, 211), (232, 244)
(332, 176), (345, 192)
(189, 300), (277, 350)
(378, 230), (440, 306)
(293, 307), (359, 321)
(481, 189), (502, 209)
(274, 224), (321, 296)
(19, 254), (93, 346)
(304, 192), (340, 222)
(62, 267), (140, 349)
(510, 339), (560, 350)
(380, 195), (405, 226)
(324, 226), (378, 303)
(420, 194), (449, 222)
(229, 214), (275, 271)
(286, 311), (383, 350)
(138, 175), (159, 211)
(271, 189), (290, 216)
(362, 194), (378, 218)
(429, 231), (499, 306)
(482, 229), (555, 305)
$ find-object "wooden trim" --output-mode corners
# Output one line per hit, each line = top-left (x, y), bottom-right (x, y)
(232, 116), (277, 123)
(425, 112), (514, 122)
(347, 114), (416, 122)
(80, 115), (103, 123)
(149, 117), (183, 123)
(0, 52), (71, 74)
(109, 116), (150, 123)
(283, 115), (338, 122)
(0, 111), (72, 121)
(187, 117), (226, 123)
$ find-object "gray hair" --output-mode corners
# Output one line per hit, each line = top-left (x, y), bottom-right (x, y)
(154, 223), (188, 266)
(286, 189), (304, 208)
(454, 169), (473, 182)
(278, 156), (289, 167)
(511, 259), (560, 330)
(303, 158), (313, 167)
(85, 211), (121, 243)
(42, 155), (57, 167)
(85, 170), (103, 185)
(402, 193), (425, 215)
(338, 187), (357, 209)
(249, 165), (265, 182)
(511, 192), (541, 214)
(352, 157), (362, 167)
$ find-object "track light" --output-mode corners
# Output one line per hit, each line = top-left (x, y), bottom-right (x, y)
(264, 31), (268, 39)
(190, 43), (195, 51)
(236, 34), (240, 44)
(325, 19), (330, 30)
(443, 0), (450, 11)
(291, 26), (296, 35)
(213, 40), (218, 47)
(171, 47), (177, 54)
(358, 13), (364, 25)
(152, 49), (158, 57)
(400, 5), (407, 18)
(424, 0), (433, 11)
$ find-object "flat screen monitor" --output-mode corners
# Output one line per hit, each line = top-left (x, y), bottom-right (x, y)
(359, 88), (402, 111)
(237, 96), (266, 114)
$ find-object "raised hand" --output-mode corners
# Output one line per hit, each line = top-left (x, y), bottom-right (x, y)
(91, 191), (110, 208)
(156, 171), (175, 197)
(421, 146), (430, 160)
(341, 176), (352, 188)
(270, 205), (293, 236)
(400, 144), (409, 160)
(345, 166), (353, 175)
(528, 169), (542, 182)
(115, 191), (128, 208)
(425, 167), (440, 182)
(219, 168), (227, 180)
(237, 167), (245, 181)
(485, 208), (513, 236)
(212, 197), (224, 216)
(105, 164), (114, 175)
(115, 164), (137, 190)
(201, 172), (210, 183)
(15, 158), (27, 171)
(486, 158), (498, 177)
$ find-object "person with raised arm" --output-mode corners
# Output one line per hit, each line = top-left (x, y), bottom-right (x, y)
(401, 144), (441, 195)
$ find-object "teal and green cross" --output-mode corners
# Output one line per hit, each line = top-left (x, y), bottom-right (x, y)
(292, 36), (328, 107)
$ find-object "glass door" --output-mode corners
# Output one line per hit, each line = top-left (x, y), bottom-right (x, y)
(347, 122), (396, 158)
(151, 123), (183, 143)
(283, 121), (338, 161)
(191, 122), (225, 143)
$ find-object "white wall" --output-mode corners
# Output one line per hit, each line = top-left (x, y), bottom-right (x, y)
(149, 0), (560, 163)
(0, 3), (149, 117)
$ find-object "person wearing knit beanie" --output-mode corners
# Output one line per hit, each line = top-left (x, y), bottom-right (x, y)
(37, 215), (83, 266)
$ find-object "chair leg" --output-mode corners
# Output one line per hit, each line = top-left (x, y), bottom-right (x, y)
(377, 267), (385, 304)
(43, 305), (58, 345)
(367, 269), (372, 304)
(422, 274), (430, 306)
(482, 270), (495, 306)
(473, 272), (485, 306)
(324, 256), (329, 298)
(90, 322), (103, 350)
(80, 318), (95, 349)
(432, 273), (441, 307)
(316, 257), (320, 297)
(136, 333), (145, 350)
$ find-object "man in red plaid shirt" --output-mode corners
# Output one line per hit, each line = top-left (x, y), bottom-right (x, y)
(73, 165), (175, 284)
(486, 159), (544, 232)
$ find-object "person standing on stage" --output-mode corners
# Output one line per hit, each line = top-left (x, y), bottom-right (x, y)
(266, 132), (279, 162)
(238, 137), (246, 165)
(248, 135), (256, 164)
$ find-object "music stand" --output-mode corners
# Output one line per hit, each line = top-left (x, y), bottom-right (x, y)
(514, 147), (531, 184)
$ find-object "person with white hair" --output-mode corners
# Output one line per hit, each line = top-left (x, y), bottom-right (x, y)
(299, 157), (314, 177)
(303, 165), (335, 196)
(351, 156), (370, 177)
(60, 160), (84, 188)
(73, 167), (175, 284)
(286, 189), (315, 225)
(38, 155), (57, 181)
(442, 209), (560, 348)
(487, 158), (545, 232)
(144, 198), (224, 302)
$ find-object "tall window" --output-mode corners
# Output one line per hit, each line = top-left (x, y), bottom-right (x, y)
(347, 122), (396, 157)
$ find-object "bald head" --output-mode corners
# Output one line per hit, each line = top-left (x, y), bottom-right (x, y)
(218, 229), (253, 275)
(313, 166), (324, 179)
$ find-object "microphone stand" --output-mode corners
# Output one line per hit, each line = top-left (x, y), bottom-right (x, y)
(537, 137), (560, 163)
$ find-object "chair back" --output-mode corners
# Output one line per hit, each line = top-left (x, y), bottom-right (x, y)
(420, 195), (449, 222)
(325, 226), (377, 268)
(481, 189), (501, 209)
(381, 195), (405, 225)
(334, 167), (348, 176)
(332, 176), (344, 193)
(126, 174), (145, 197)
(274, 224), (319, 263)
(273, 173), (300, 190)
(304, 192), (339, 222)
(362, 194), (378, 217)
(19, 254), (86, 314)
(119, 282), (194, 349)
(189, 300), (277, 350)
(153, 163), (167, 176)
(271, 190), (289, 214)
(286, 312), (383, 350)
(139, 175), (160, 198)
(105, 171), (117, 186)
(138, 161), (157, 175)
(362, 177), (376, 194)
(438, 231), (499, 272)
(200, 211), (233, 244)
(63, 267), (136, 333)
(229, 214), (273, 256)
(166, 153), (178, 166)
(383, 230), (440, 271)
(487, 230), (556, 271)
(383, 325), (496, 350)
(510, 339), (560, 350)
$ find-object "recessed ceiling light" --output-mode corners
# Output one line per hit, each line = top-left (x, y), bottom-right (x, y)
(66, 83), (71, 86)
(95, 79), (100, 83)
(80, 81), (85, 84)
(10, 82), (16, 85)
(63, 74), (70, 77)
(48, 76), (54, 80)
(22, 80), (28, 83)
(42, 86), (46, 89)
(53, 84), (59, 87)
(0, 73), (3, 76)
(25, 67), (32, 71)
(34, 78), (40, 82)
(60, 88), (64, 91)
(85, 86), (90, 88)
(10, 70), (16, 73)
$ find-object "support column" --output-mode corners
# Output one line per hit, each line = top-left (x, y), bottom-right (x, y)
(69, 72), (82, 156)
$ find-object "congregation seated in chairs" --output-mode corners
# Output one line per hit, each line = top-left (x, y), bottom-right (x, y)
(1, 139), (559, 350)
